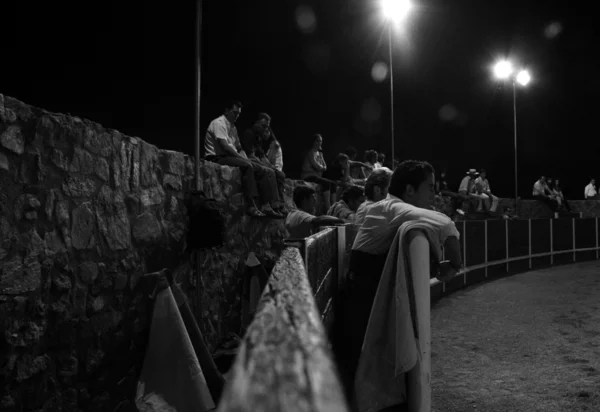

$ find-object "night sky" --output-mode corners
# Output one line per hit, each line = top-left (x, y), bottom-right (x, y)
(2, 1), (598, 199)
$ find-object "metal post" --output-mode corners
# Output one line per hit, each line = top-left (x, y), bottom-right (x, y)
(596, 217), (599, 260)
(484, 220), (488, 278)
(388, 24), (395, 162)
(512, 81), (518, 215)
(572, 218), (576, 262)
(194, 0), (203, 322)
(528, 219), (532, 269)
(550, 219), (554, 265)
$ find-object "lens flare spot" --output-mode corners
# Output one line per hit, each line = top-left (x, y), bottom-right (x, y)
(371, 62), (389, 82)
(544, 21), (563, 39)
(295, 5), (317, 34)
(439, 104), (458, 122)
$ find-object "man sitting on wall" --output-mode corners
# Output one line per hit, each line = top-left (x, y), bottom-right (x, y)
(475, 169), (499, 214)
(458, 169), (489, 213)
(584, 178), (598, 200)
(336, 160), (462, 407)
(285, 186), (344, 239)
(533, 175), (558, 212)
(204, 100), (282, 218)
(355, 167), (393, 226)
(327, 185), (366, 223)
(241, 113), (288, 215)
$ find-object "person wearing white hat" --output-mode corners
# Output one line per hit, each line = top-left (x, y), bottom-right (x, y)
(458, 169), (490, 213)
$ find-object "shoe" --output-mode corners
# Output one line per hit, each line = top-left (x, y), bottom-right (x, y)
(247, 206), (267, 218)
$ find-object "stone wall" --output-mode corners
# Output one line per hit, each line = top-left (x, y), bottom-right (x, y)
(0, 94), (320, 411)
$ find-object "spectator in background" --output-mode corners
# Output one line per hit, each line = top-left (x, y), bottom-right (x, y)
(533, 175), (558, 212)
(327, 185), (366, 223)
(262, 116), (283, 172)
(435, 169), (462, 218)
(363, 150), (378, 177)
(458, 169), (489, 213)
(475, 169), (499, 214)
(286, 186), (344, 238)
(241, 113), (288, 215)
(355, 167), (393, 225)
(301, 134), (336, 210)
(553, 179), (571, 212)
(333, 153), (367, 189)
(204, 100), (281, 218)
(345, 146), (373, 179)
(376, 152), (386, 169)
(584, 178), (598, 200)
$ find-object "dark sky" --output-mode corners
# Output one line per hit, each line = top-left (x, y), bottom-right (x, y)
(2, 1), (598, 198)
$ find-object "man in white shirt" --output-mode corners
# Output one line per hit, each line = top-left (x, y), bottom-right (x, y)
(355, 167), (393, 225)
(475, 169), (499, 213)
(338, 160), (462, 403)
(532, 175), (558, 212)
(584, 178), (598, 200)
(285, 186), (344, 239)
(204, 101), (281, 218)
(458, 169), (489, 212)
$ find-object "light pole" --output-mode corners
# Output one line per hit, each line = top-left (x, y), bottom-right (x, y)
(381, 0), (412, 164)
(493, 60), (531, 212)
(194, 0), (203, 191)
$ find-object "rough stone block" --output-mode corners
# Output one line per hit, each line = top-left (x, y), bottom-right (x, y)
(0, 125), (25, 155)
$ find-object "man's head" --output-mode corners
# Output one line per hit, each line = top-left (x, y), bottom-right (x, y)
(364, 150), (378, 164)
(224, 100), (242, 124)
(293, 186), (317, 214)
(345, 146), (357, 161)
(591, 178), (596, 185)
(364, 167), (393, 202)
(540, 175), (546, 183)
(311, 134), (323, 150)
(378, 152), (386, 164)
(388, 160), (435, 209)
(336, 153), (350, 169)
(341, 185), (366, 212)
(479, 169), (487, 180)
(467, 169), (479, 179)
(255, 113), (272, 139)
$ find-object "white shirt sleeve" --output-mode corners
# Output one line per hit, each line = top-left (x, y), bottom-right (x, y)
(389, 205), (460, 244)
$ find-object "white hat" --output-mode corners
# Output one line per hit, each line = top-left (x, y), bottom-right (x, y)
(466, 169), (479, 175)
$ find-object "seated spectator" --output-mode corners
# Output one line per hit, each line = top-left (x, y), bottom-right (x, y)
(475, 169), (499, 213)
(355, 167), (393, 225)
(376, 152), (386, 169)
(553, 179), (571, 212)
(584, 178), (598, 200)
(434, 169), (462, 218)
(346, 147), (366, 179)
(363, 150), (378, 177)
(301, 134), (337, 210)
(241, 113), (288, 215)
(204, 100), (282, 218)
(532, 175), (558, 212)
(286, 186), (345, 238)
(458, 169), (489, 213)
(333, 153), (367, 190)
(263, 118), (283, 172)
(327, 185), (366, 223)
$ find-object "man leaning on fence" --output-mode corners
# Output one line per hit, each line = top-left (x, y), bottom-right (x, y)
(335, 160), (462, 411)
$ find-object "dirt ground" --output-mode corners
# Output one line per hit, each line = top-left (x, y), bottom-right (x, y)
(431, 261), (600, 412)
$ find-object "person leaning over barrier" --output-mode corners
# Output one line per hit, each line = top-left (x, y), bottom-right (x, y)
(285, 186), (345, 239)
(335, 159), (462, 405)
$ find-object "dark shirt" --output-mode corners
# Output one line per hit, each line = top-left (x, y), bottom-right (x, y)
(241, 128), (265, 158)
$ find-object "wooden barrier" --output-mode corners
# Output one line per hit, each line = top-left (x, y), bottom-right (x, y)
(217, 247), (349, 412)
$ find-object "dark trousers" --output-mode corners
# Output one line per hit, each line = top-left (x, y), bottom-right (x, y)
(206, 155), (275, 206)
(250, 156), (283, 205)
(335, 250), (388, 405)
(533, 195), (558, 212)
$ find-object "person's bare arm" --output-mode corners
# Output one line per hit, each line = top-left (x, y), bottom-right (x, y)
(213, 123), (244, 158)
(443, 236), (462, 270)
(308, 151), (327, 172)
(313, 216), (344, 226)
(350, 160), (372, 170)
